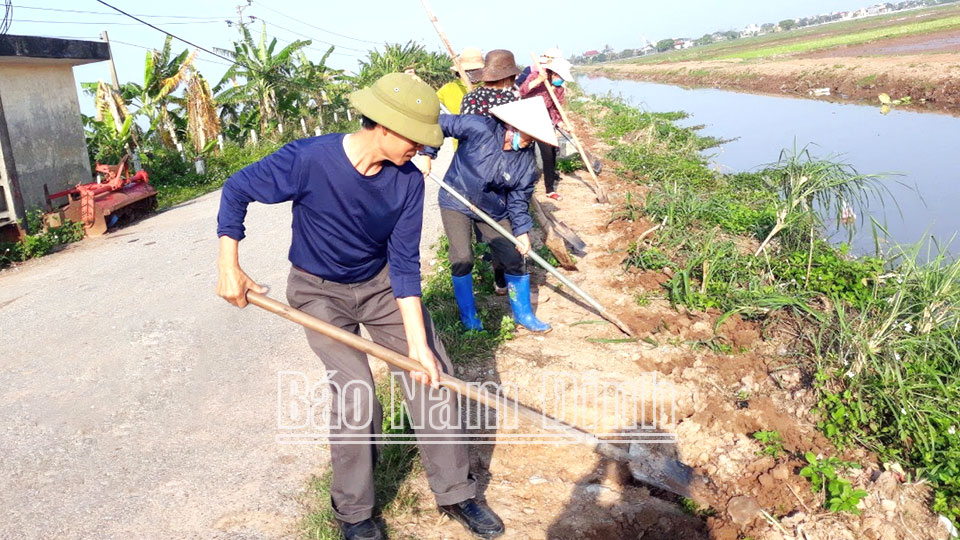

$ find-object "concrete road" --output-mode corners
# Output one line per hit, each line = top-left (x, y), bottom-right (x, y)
(0, 141), (453, 539)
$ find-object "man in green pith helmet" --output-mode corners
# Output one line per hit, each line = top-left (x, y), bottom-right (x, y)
(215, 72), (505, 540)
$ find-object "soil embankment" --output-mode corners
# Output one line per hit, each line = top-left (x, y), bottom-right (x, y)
(580, 48), (960, 115)
(392, 106), (950, 539)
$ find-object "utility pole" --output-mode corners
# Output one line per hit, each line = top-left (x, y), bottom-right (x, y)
(233, 1), (252, 36)
(101, 30), (140, 171)
(100, 30), (120, 91)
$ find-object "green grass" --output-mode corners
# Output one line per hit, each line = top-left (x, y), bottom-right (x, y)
(575, 86), (960, 528)
(0, 210), (85, 269)
(613, 4), (960, 64)
(145, 142), (282, 210)
(720, 15), (960, 60)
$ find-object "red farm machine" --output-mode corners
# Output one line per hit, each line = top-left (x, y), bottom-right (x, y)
(45, 156), (157, 236)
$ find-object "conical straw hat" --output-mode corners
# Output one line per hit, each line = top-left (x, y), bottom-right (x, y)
(544, 58), (573, 82)
(489, 98), (558, 147)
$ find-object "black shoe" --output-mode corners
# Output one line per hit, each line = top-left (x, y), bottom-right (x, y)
(439, 498), (505, 539)
(337, 518), (383, 540)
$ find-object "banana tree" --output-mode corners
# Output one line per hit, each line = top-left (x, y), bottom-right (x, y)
(185, 69), (221, 154)
(78, 80), (137, 167)
(128, 36), (194, 147)
(356, 41), (454, 89)
(81, 37), (194, 151)
(289, 47), (345, 130)
(214, 23), (310, 135)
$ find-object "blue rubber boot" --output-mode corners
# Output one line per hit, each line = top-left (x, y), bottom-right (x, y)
(451, 274), (483, 331)
(504, 273), (552, 333)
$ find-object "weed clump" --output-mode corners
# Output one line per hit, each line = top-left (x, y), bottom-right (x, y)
(578, 91), (960, 525)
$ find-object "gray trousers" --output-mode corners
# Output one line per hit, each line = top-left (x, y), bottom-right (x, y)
(286, 265), (476, 523)
(441, 208), (523, 278)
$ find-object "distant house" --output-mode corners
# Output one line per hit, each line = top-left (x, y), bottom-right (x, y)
(741, 23), (762, 37)
(640, 44), (656, 55)
(0, 35), (109, 237)
(583, 50), (600, 58)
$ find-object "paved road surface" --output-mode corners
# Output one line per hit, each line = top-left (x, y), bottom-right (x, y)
(0, 140), (453, 539)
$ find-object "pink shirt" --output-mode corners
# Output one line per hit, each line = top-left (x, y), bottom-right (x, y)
(518, 68), (565, 126)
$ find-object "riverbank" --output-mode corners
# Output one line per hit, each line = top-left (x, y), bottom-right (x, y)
(296, 90), (958, 539)
(579, 3), (960, 115)
(578, 51), (960, 115)
(566, 88), (960, 535)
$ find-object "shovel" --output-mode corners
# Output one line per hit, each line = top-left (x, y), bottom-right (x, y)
(427, 173), (633, 336)
(246, 291), (709, 501)
(557, 127), (603, 175)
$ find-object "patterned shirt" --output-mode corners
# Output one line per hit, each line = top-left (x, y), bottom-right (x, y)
(459, 86), (519, 117)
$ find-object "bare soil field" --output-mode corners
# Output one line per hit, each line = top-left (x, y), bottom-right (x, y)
(801, 26), (960, 56)
(585, 4), (960, 114)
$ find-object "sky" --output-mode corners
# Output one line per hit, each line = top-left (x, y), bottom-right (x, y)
(6, 0), (877, 113)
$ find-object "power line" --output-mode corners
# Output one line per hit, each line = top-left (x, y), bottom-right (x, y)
(13, 18), (223, 25)
(250, 0), (380, 45)
(110, 39), (234, 67)
(11, 4), (231, 20)
(252, 20), (365, 59)
(253, 16), (367, 53)
(93, 0), (238, 65)
(2, 0), (12, 35)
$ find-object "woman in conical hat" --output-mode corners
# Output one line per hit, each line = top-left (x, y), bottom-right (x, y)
(420, 98), (557, 334)
(519, 57), (574, 201)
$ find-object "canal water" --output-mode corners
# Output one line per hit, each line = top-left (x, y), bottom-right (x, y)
(576, 75), (960, 256)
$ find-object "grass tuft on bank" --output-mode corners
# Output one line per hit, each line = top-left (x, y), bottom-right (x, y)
(572, 90), (960, 525)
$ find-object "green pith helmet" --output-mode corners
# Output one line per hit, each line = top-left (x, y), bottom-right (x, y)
(348, 73), (443, 147)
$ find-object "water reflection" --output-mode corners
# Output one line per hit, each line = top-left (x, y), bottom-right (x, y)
(576, 75), (960, 255)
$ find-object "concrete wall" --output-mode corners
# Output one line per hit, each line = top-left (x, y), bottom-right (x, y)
(0, 63), (92, 215)
(0, 138), (9, 217)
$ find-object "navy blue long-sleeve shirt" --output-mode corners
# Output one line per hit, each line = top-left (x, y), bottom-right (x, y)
(217, 134), (425, 298)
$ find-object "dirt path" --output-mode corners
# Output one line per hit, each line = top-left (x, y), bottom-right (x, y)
(580, 52), (960, 115)
(0, 141), (454, 540)
(389, 113), (952, 539)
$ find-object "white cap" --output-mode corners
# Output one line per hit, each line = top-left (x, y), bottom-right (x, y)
(544, 58), (573, 82)
(490, 98), (558, 147)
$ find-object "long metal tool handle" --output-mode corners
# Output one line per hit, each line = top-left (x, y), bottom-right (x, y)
(419, 0), (474, 92)
(427, 173), (633, 336)
(529, 53), (608, 204)
(248, 291), (597, 443)
(247, 291), (694, 499)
